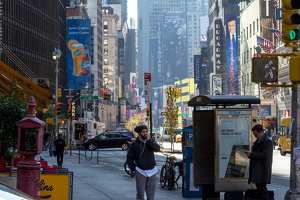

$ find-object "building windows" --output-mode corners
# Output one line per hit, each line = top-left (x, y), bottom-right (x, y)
(104, 48), (108, 55)
(104, 38), (108, 46)
(250, 24), (252, 37)
(104, 20), (108, 35)
(104, 77), (108, 85)
(104, 58), (108, 65)
(104, 68), (108, 74)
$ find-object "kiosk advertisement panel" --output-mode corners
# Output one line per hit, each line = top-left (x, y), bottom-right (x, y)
(215, 109), (255, 192)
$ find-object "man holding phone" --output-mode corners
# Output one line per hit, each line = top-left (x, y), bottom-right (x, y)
(245, 124), (273, 200)
(127, 125), (160, 200)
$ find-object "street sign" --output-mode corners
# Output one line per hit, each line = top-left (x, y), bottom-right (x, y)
(252, 57), (278, 83)
(49, 104), (55, 108)
(144, 73), (151, 81)
(80, 96), (99, 100)
(144, 73), (152, 104)
(179, 114), (188, 116)
(145, 81), (152, 104)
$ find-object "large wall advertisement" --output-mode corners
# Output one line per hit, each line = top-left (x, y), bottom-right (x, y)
(194, 55), (202, 85)
(226, 14), (239, 95)
(67, 19), (91, 90)
(162, 13), (188, 83)
(214, 18), (224, 75)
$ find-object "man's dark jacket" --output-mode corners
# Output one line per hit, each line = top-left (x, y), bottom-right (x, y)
(248, 133), (273, 184)
(54, 138), (66, 155)
(127, 137), (160, 171)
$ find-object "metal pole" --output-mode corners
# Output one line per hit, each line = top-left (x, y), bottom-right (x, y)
(150, 102), (153, 135)
(55, 59), (59, 136)
(69, 89), (72, 156)
(258, 83), (261, 122)
(285, 85), (300, 199)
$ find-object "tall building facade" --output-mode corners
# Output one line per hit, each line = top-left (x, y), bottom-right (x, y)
(0, 0), (63, 95)
(137, 1), (188, 88)
(137, 0), (207, 87)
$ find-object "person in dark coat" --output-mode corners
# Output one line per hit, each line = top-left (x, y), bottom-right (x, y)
(54, 133), (66, 167)
(127, 125), (160, 200)
(246, 124), (273, 200)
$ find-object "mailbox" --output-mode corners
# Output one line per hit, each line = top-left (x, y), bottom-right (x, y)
(17, 96), (45, 155)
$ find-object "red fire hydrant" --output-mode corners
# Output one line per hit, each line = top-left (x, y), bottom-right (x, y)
(16, 96), (45, 199)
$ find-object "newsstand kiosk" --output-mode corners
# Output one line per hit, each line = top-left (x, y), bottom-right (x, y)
(187, 95), (260, 200)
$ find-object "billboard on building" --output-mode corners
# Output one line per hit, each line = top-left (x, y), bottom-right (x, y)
(67, 19), (91, 90)
(214, 18), (224, 74)
(162, 13), (188, 83)
(226, 14), (239, 95)
(124, 73), (139, 107)
(252, 105), (272, 116)
(212, 74), (222, 95)
(194, 55), (202, 85)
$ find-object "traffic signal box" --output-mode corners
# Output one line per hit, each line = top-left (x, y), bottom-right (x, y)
(146, 106), (150, 117)
(57, 88), (62, 98)
(103, 89), (108, 100)
(68, 107), (72, 118)
(56, 103), (61, 116)
(282, 0), (300, 43)
(290, 56), (300, 82)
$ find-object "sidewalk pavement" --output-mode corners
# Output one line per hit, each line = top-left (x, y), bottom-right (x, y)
(0, 144), (287, 200)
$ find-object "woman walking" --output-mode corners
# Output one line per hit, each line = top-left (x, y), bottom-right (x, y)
(47, 133), (55, 156)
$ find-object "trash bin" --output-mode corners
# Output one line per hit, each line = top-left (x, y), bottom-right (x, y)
(182, 146), (202, 198)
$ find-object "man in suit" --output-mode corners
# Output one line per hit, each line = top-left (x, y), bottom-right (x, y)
(246, 124), (273, 200)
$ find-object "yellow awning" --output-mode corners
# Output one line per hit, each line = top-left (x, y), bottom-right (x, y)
(0, 61), (54, 109)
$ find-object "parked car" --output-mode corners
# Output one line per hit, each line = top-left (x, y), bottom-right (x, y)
(0, 181), (36, 200)
(83, 131), (136, 151)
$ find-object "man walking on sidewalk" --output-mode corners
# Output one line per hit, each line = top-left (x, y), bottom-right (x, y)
(127, 125), (160, 200)
(54, 133), (66, 167)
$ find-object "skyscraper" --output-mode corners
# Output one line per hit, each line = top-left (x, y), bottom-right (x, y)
(137, 0), (208, 87)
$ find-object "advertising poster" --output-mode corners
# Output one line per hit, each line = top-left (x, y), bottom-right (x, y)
(162, 13), (188, 82)
(67, 19), (91, 90)
(251, 105), (272, 116)
(225, 14), (239, 95)
(217, 112), (250, 180)
(40, 174), (70, 200)
(212, 75), (222, 95)
(194, 55), (202, 85)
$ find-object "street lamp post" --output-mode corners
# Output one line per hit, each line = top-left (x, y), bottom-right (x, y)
(109, 112), (112, 129)
(52, 48), (62, 135)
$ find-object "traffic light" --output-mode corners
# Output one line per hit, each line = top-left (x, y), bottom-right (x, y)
(290, 56), (300, 82)
(282, 0), (300, 43)
(57, 88), (62, 98)
(56, 103), (61, 116)
(146, 106), (150, 117)
(68, 107), (72, 118)
(103, 89), (108, 100)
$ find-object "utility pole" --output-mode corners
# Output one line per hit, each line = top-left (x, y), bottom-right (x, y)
(150, 103), (153, 135)
(285, 85), (300, 200)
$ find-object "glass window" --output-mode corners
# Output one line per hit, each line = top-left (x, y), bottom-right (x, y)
(104, 39), (108, 46)
(104, 78), (108, 85)
(104, 58), (108, 65)
(104, 49), (108, 55)
(104, 68), (108, 74)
